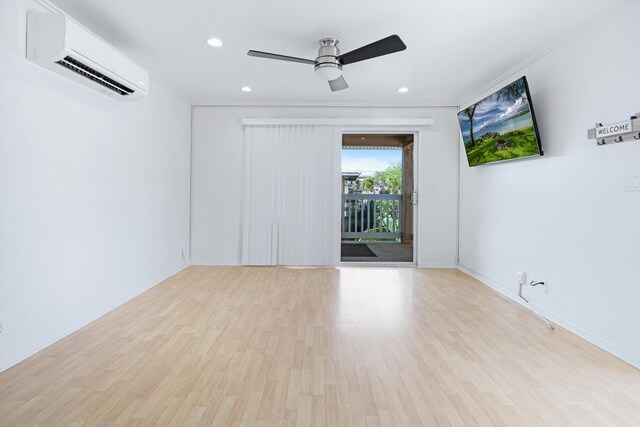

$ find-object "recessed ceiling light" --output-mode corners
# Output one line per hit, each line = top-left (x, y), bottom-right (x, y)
(241, 86), (252, 92)
(398, 87), (409, 93)
(361, 137), (366, 140)
(207, 38), (223, 47)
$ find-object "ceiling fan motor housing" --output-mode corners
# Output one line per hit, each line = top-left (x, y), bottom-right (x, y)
(314, 38), (342, 81)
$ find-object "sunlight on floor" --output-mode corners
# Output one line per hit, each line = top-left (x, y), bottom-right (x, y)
(338, 267), (413, 330)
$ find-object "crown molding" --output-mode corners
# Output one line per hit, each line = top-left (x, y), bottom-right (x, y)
(459, 0), (632, 109)
(241, 117), (434, 126)
(193, 103), (458, 109)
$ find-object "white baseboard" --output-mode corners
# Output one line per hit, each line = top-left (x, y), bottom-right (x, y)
(418, 263), (458, 268)
(456, 263), (639, 369)
(0, 263), (189, 373)
(189, 259), (242, 266)
(190, 260), (459, 269)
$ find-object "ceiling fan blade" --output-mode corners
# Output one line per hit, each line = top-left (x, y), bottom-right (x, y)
(247, 50), (316, 65)
(338, 35), (406, 65)
(328, 75), (349, 92)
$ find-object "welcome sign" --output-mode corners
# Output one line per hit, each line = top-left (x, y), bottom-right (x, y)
(596, 120), (632, 138)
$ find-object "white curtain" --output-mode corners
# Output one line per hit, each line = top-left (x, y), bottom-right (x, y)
(242, 125), (340, 266)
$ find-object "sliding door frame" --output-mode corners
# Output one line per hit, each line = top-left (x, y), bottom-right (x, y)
(338, 128), (422, 267)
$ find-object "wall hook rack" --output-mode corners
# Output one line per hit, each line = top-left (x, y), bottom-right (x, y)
(587, 112), (639, 146)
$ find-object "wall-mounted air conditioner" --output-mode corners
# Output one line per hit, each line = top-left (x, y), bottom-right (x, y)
(26, 12), (149, 100)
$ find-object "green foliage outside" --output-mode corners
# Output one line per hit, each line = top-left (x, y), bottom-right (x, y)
(361, 176), (375, 193)
(465, 127), (539, 166)
(360, 162), (402, 194)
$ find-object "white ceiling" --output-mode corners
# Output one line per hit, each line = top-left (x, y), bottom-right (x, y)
(49, 0), (620, 106)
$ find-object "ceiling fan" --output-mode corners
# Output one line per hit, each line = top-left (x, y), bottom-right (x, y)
(247, 35), (406, 92)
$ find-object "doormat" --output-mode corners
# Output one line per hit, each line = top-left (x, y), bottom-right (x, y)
(341, 243), (377, 257)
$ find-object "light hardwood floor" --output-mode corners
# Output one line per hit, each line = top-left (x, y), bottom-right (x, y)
(1, 266), (639, 426)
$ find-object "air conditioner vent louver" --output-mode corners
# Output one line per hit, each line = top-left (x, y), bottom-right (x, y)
(56, 56), (133, 96)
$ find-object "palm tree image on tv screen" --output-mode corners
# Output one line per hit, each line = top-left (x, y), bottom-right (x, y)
(458, 76), (543, 166)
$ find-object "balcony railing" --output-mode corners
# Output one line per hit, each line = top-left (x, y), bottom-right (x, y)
(342, 193), (402, 241)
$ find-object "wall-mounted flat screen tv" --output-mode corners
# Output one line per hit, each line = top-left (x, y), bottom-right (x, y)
(457, 76), (543, 166)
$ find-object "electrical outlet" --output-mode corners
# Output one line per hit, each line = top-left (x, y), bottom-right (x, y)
(518, 272), (527, 286)
(0, 322), (4, 334)
(517, 272), (528, 303)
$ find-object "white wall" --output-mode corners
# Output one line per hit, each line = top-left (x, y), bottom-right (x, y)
(458, 3), (640, 368)
(0, 0), (191, 371)
(191, 106), (459, 267)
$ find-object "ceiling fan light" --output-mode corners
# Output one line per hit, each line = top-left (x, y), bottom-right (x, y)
(314, 64), (342, 81)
